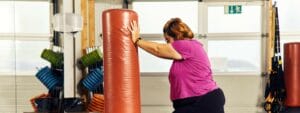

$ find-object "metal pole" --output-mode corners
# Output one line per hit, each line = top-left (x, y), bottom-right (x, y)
(63, 0), (76, 98)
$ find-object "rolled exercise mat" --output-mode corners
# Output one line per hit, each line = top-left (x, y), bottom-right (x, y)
(41, 49), (63, 68)
(88, 94), (104, 113)
(88, 61), (103, 72)
(102, 9), (141, 113)
(92, 83), (104, 94)
(30, 93), (48, 112)
(81, 49), (103, 67)
(36, 66), (60, 90)
(284, 42), (300, 106)
(82, 68), (104, 91)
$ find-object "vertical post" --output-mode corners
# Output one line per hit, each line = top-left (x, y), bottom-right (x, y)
(80, 0), (95, 100)
(74, 0), (83, 98)
(88, 0), (95, 47)
(81, 0), (88, 51)
(63, 0), (75, 98)
(81, 0), (95, 49)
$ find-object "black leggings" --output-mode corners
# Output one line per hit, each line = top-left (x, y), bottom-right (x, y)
(172, 88), (225, 113)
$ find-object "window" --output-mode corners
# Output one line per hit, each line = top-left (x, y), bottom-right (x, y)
(0, 1), (50, 75)
(208, 40), (261, 73)
(0, 40), (15, 75)
(0, 1), (50, 34)
(138, 40), (172, 72)
(133, 1), (198, 34)
(276, 0), (300, 32)
(16, 40), (50, 75)
(133, 1), (198, 72)
(207, 5), (261, 33)
(0, 1), (14, 33)
(14, 1), (50, 34)
(205, 2), (263, 74)
(275, 0), (300, 66)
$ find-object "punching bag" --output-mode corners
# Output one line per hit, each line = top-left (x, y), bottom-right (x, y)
(102, 9), (140, 113)
(284, 42), (300, 107)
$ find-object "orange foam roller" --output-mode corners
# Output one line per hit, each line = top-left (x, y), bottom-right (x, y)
(284, 42), (300, 107)
(88, 94), (104, 112)
(102, 9), (141, 113)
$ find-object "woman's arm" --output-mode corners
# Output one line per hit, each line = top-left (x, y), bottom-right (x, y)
(129, 21), (182, 60)
(136, 39), (182, 60)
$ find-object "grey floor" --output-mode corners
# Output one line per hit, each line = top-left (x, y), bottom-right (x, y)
(283, 107), (300, 113)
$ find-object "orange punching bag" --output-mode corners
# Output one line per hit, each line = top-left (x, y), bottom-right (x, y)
(284, 42), (300, 107)
(102, 9), (140, 113)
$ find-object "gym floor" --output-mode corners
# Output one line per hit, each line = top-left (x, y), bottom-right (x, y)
(283, 108), (300, 113)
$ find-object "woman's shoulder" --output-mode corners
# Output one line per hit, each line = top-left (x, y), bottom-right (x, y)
(173, 39), (202, 46)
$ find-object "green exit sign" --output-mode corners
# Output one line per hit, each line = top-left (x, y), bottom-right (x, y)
(224, 5), (242, 14)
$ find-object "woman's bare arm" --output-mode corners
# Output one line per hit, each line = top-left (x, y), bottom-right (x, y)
(128, 21), (182, 60)
(136, 39), (182, 60)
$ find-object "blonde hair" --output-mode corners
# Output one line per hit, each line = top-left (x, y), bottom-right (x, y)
(163, 18), (194, 40)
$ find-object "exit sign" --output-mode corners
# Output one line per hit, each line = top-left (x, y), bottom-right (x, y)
(224, 5), (242, 14)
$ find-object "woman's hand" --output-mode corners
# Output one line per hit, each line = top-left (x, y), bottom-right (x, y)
(128, 20), (140, 44)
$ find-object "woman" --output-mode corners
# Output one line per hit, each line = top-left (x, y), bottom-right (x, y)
(129, 18), (225, 113)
